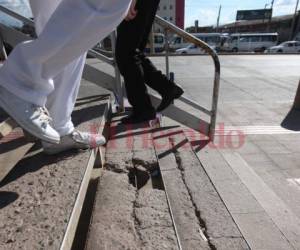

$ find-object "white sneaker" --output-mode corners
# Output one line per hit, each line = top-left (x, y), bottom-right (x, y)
(42, 130), (106, 155)
(0, 85), (60, 144)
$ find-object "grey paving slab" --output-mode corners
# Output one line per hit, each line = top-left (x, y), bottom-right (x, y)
(233, 140), (262, 155)
(213, 178), (265, 214)
(233, 212), (294, 250)
(222, 152), (300, 249)
(192, 143), (300, 249)
(240, 155), (278, 173)
(258, 170), (300, 219)
(252, 139), (291, 155)
(267, 153), (300, 170)
(275, 140), (300, 153)
(170, 132), (249, 249)
(195, 146), (239, 182)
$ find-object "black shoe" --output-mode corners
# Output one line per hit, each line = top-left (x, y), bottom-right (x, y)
(121, 111), (156, 124)
(157, 85), (184, 112)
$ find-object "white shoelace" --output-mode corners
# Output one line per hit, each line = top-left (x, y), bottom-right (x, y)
(32, 105), (52, 125)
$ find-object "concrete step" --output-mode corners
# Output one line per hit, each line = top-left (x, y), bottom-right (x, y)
(86, 116), (248, 250)
(153, 128), (249, 250)
(192, 136), (298, 250)
(0, 84), (110, 250)
(86, 116), (179, 250)
(0, 128), (34, 183)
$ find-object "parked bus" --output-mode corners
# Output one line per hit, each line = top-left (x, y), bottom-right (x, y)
(170, 33), (225, 51)
(222, 33), (278, 52)
(145, 33), (165, 53)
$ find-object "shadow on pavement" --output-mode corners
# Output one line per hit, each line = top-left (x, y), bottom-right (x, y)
(281, 108), (300, 131)
(0, 191), (19, 209)
(0, 143), (79, 188)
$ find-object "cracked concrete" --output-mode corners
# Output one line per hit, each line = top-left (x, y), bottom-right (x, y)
(86, 121), (178, 250)
(173, 145), (217, 250)
(171, 133), (249, 250)
(0, 91), (109, 250)
(135, 189), (179, 250)
(153, 129), (211, 250)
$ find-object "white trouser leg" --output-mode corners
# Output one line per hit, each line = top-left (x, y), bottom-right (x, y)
(0, 0), (131, 108)
(46, 55), (86, 136)
(30, 0), (86, 136)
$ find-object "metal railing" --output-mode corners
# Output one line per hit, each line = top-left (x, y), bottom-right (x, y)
(0, 5), (220, 140)
(154, 16), (221, 140)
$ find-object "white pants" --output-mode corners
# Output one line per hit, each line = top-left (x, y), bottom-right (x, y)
(0, 0), (131, 136)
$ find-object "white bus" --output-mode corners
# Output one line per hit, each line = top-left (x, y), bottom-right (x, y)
(222, 33), (278, 52)
(170, 33), (225, 51)
(145, 33), (165, 53)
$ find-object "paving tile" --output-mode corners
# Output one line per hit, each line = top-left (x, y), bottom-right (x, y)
(268, 153), (300, 170)
(213, 179), (264, 214)
(233, 212), (293, 250)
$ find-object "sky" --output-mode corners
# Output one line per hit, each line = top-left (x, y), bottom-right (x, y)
(185, 0), (300, 27)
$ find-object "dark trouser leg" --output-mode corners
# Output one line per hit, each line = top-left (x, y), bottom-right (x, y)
(139, 52), (175, 96)
(136, 1), (176, 97)
(116, 0), (160, 114)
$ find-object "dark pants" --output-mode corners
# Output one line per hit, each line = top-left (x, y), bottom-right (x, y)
(116, 0), (174, 114)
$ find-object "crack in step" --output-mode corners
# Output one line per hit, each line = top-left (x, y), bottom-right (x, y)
(170, 137), (217, 250)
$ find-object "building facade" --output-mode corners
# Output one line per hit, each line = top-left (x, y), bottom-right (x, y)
(156, 0), (185, 32)
(219, 11), (300, 42)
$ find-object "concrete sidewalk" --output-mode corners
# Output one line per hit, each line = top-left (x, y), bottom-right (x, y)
(152, 55), (300, 249)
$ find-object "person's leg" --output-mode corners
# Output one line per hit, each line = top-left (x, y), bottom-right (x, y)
(0, 0), (131, 106)
(30, 0), (85, 136)
(136, 1), (184, 111)
(117, 0), (183, 115)
(0, 0), (131, 142)
(135, 0), (174, 96)
(116, 0), (159, 116)
(46, 56), (85, 136)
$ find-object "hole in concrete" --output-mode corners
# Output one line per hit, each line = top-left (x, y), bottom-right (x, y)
(128, 168), (137, 188)
(93, 150), (102, 169)
(136, 167), (150, 190)
(128, 165), (164, 191)
(150, 169), (164, 191)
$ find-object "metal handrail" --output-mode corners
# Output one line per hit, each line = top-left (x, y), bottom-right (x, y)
(0, 5), (34, 26)
(154, 15), (221, 140)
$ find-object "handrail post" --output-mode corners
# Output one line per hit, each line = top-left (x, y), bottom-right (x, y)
(155, 15), (221, 141)
(209, 57), (221, 141)
(149, 26), (155, 54)
(110, 31), (124, 112)
(0, 35), (7, 60)
(164, 29), (170, 78)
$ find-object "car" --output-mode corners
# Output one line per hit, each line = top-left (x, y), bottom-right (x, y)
(265, 41), (300, 53)
(175, 44), (216, 54)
